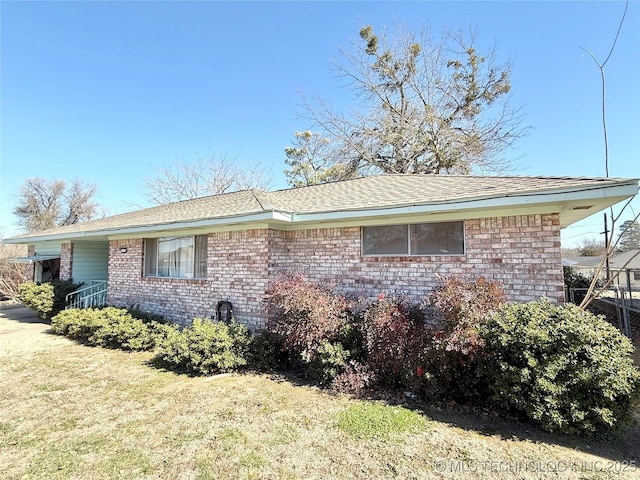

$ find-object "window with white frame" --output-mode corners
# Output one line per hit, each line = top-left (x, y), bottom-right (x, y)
(362, 221), (464, 256)
(144, 235), (208, 279)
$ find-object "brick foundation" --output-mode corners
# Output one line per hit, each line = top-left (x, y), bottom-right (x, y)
(106, 213), (563, 329)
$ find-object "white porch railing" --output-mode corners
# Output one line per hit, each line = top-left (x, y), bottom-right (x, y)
(65, 281), (108, 309)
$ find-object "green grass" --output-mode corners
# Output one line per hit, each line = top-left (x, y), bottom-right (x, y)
(1, 320), (640, 479)
(336, 402), (429, 439)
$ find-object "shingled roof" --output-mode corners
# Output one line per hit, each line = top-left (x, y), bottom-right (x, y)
(5, 175), (638, 242)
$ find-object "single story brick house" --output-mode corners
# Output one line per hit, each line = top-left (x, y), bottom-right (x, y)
(6, 175), (638, 329)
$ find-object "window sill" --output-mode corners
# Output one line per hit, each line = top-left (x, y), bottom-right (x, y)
(142, 276), (208, 283)
(361, 255), (467, 262)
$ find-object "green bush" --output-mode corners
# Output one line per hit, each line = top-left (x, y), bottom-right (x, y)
(158, 318), (251, 375)
(51, 307), (173, 351)
(478, 299), (640, 436)
(306, 341), (351, 386)
(51, 308), (101, 340)
(19, 280), (82, 319)
(126, 305), (168, 324)
(563, 266), (603, 305)
(19, 282), (54, 319)
(248, 330), (291, 372)
(87, 308), (158, 350)
(51, 280), (83, 317)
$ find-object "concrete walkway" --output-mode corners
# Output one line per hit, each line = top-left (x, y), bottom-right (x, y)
(0, 303), (52, 356)
(0, 303), (43, 324)
(0, 303), (68, 359)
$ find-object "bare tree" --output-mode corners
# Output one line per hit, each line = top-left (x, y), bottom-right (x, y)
(13, 178), (99, 233)
(145, 155), (272, 204)
(291, 23), (527, 183)
(577, 238), (606, 257)
(0, 242), (28, 300)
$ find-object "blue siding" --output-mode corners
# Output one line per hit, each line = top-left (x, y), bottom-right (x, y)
(32, 241), (62, 256)
(72, 241), (109, 284)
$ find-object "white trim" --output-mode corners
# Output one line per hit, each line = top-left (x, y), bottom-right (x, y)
(3, 180), (637, 244)
(5, 212), (292, 243)
(9, 254), (61, 263)
(290, 184), (637, 224)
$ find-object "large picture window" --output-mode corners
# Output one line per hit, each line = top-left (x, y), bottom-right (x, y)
(144, 235), (208, 279)
(362, 221), (464, 256)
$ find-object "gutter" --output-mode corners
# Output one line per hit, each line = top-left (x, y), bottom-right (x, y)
(4, 210), (292, 244)
(4, 179), (637, 244)
(291, 182), (639, 223)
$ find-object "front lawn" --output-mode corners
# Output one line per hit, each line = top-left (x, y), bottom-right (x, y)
(1, 323), (639, 480)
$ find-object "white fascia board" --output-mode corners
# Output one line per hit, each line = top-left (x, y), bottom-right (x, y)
(290, 183), (638, 224)
(4, 211), (292, 244)
(279, 205), (562, 230)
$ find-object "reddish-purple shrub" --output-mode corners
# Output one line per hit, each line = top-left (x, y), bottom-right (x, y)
(264, 272), (351, 361)
(419, 276), (506, 399)
(359, 293), (425, 387)
(331, 361), (377, 397)
(424, 276), (506, 359)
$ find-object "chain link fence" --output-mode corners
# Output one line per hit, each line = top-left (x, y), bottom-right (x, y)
(567, 268), (640, 339)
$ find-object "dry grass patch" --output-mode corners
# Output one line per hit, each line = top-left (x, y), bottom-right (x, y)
(1, 319), (639, 479)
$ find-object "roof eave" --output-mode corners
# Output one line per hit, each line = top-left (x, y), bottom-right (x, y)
(290, 182), (638, 225)
(3, 211), (293, 244)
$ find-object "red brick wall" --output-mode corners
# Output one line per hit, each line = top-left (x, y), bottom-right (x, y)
(59, 243), (73, 281)
(107, 233), (270, 329)
(106, 213), (563, 328)
(268, 214), (563, 304)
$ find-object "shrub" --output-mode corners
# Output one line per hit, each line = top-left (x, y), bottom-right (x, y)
(331, 361), (377, 397)
(563, 266), (603, 305)
(87, 308), (158, 350)
(359, 294), (424, 388)
(0, 243), (29, 300)
(479, 299), (640, 436)
(265, 273), (352, 360)
(264, 272), (357, 384)
(51, 280), (83, 317)
(126, 305), (168, 324)
(51, 308), (102, 340)
(51, 307), (173, 351)
(159, 318), (251, 375)
(248, 330), (291, 372)
(19, 279), (82, 319)
(419, 276), (506, 399)
(306, 341), (351, 386)
(19, 282), (54, 319)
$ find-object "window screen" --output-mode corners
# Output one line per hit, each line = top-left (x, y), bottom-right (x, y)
(362, 222), (464, 256)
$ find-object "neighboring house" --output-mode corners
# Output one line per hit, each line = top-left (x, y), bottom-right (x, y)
(6, 175), (639, 329)
(566, 249), (640, 290)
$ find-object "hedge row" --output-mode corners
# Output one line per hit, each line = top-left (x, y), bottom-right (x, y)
(19, 280), (81, 319)
(264, 273), (640, 437)
(44, 273), (640, 437)
(51, 307), (251, 375)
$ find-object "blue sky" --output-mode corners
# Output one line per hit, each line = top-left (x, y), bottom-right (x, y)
(1, 1), (639, 247)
